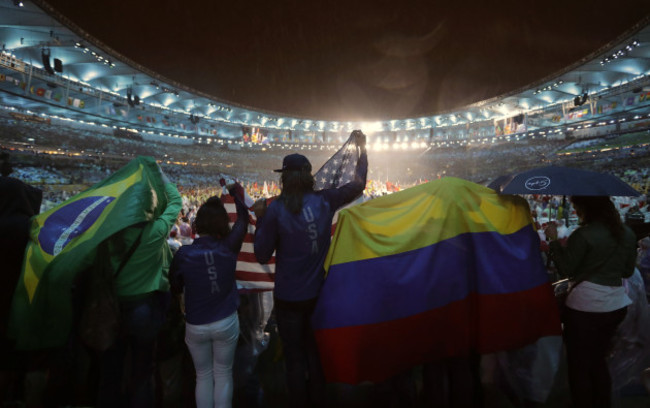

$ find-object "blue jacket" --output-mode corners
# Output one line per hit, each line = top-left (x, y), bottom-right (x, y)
(254, 150), (367, 301)
(170, 195), (248, 325)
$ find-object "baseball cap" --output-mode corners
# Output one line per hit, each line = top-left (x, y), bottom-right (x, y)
(274, 153), (312, 172)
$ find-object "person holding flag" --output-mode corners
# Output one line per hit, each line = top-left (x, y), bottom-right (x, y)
(253, 130), (368, 408)
(169, 182), (249, 408)
(96, 164), (182, 408)
(8, 156), (181, 407)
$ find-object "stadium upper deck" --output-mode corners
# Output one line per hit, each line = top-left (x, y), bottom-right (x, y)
(0, 0), (650, 152)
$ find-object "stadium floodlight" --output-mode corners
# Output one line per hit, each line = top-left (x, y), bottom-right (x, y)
(361, 121), (383, 135)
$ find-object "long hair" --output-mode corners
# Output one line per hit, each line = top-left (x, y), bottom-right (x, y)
(193, 196), (231, 239)
(279, 169), (315, 214)
(571, 196), (624, 240)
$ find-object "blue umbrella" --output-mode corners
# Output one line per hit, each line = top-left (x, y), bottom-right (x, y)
(492, 165), (640, 196)
(486, 174), (513, 191)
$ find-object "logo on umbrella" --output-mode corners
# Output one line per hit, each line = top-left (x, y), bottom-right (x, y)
(524, 176), (551, 191)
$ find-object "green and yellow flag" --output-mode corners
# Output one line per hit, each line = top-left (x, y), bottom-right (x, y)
(10, 156), (169, 349)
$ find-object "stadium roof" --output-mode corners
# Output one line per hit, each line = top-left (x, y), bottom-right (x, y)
(1, 0), (650, 138)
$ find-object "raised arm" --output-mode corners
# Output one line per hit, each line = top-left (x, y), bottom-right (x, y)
(324, 138), (368, 211)
(151, 182), (183, 240)
(223, 182), (250, 254)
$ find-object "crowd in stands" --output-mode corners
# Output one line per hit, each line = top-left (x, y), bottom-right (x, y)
(7, 154), (650, 217)
(4, 107), (650, 204)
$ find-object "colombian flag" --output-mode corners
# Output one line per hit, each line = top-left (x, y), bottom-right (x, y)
(312, 177), (561, 384)
(10, 156), (169, 349)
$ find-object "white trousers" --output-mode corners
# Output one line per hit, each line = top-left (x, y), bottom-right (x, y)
(185, 312), (240, 408)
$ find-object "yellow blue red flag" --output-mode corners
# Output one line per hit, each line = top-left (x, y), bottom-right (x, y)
(10, 156), (169, 349)
(312, 177), (561, 384)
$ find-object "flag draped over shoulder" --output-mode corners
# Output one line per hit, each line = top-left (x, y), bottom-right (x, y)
(312, 177), (561, 384)
(10, 156), (169, 349)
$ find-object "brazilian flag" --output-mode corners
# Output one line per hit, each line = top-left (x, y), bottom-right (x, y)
(10, 156), (169, 349)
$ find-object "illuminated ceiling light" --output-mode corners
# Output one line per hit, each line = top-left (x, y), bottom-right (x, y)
(622, 66), (642, 75)
(82, 71), (99, 82)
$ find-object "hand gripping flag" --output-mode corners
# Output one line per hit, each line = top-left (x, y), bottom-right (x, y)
(10, 156), (171, 349)
(311, 177), (561, 384)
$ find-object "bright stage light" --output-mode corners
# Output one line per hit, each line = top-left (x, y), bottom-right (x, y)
(361, 121), (383, 135)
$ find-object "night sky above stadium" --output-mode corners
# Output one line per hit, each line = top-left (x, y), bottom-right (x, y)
(46, 0), (650, 121)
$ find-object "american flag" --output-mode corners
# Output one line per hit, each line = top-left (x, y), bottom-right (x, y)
(224, 131), (364, 292)
(222, 193), (275, 292)
(314, 132), (363, 191)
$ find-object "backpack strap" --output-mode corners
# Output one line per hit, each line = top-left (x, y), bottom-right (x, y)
(113, 225), (146, 278)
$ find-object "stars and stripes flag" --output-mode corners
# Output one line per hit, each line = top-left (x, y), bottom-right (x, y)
(222, 192), (275, 292)
(223, 131), (364, 292)
(314, 133), (363, 191)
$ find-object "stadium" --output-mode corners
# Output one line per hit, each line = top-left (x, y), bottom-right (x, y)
(2, 1), (650, 407)
(1, 1), (650, 200)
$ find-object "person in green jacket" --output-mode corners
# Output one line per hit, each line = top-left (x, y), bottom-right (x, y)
(98, 179), (183, 408)
(545, 196), (636, 408)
